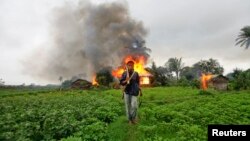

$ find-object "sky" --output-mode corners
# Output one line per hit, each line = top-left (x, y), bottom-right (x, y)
(1, 0), (250, 85)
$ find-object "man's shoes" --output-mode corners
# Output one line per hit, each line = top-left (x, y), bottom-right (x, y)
(128, 118), (138, 125)
(132, 119), (138, 124)
(128, 120), (133, 125)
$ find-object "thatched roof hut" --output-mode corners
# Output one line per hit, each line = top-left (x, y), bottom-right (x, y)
(210, 75), (229, 90)
(71, 79), (92, 89)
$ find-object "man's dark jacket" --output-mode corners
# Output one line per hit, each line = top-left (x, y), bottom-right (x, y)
(120, 70), (140, 96)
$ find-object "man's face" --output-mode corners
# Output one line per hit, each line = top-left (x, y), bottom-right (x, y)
(127, 63), (134, 71)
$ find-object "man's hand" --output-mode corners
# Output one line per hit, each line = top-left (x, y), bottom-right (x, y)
(122, 77), (130, 84)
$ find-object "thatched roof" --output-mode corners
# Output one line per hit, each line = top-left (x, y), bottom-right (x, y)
(71, 79), (92, 89)
(211, 75), (229, 84)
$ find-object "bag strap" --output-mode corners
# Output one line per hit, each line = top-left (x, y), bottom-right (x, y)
(127, 71), (135, 82)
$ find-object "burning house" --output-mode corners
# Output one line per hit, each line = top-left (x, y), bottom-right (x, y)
(139, 74), (153, 87)
(111, 55), (153, 87)
(200, 74), (229, 91)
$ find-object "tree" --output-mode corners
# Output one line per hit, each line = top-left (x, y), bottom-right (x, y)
(0, 78), (5, 86)
(231, 68), (243, 78)
(235, 26), (250, 49)
(180, 66), (196, 80)
(58, 76), (63, 90)
(165, 57), (184, 80)
(156, 66), (172, 86)
(193, 58), (224, 74)
(96, 67), (114, 86)
(59, 76), (63, 83)
(147, 62), (172, 86)
(149, 62), (158, 79)
(61, 80), (72, 89)
(231, 69), (250, 90)
(226, 68), (243, 80)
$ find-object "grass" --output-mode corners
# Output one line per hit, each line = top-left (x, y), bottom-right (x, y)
(106, 87), (250, 141)
(0, 87), (57, 97)
(0, 87), (250, 141)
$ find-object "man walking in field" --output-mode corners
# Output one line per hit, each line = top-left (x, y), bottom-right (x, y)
(120, 61), (141, 124)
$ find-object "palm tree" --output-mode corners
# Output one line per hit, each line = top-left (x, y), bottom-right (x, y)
(58, 76), (63, 83)
(58, 76), (63, 91)
(165, 57), (184, 80)
(0, 78), (4, 86)
(235, 26), (250, 49)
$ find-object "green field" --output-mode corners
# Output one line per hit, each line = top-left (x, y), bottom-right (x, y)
(0, 87), (250, 141)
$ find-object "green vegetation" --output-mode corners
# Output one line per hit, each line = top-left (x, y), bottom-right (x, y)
(0, 87), (58, 97)
(146, 58), (226, 88)
(229, 69), (250, 90)
(96, 67), (114, 87)
(0, 87), (250, 141)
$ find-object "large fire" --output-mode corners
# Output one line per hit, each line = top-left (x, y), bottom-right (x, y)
(201, 73), (213, 90)
(112, 55), (151, 85)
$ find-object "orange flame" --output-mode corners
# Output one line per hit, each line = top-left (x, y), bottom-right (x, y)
(92, 75), (99, 86)
(112, 55), (151, 85)
(140, 76), (150, 85)
(201, 73), (213, 90)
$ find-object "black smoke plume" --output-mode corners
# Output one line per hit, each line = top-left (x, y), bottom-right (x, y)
(24, 1), (150, 82)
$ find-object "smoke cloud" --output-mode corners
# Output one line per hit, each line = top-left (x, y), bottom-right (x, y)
(24, 1), (150, 82)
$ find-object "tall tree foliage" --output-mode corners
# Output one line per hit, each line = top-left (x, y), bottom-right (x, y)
(96, 67), (114, 86)
(165, 57), (184, 80)
(193, 58), (224, 74)
(231, 69), (250, 90)
(147, 62), (172, 86)
(236, 26), (250, 49)
(0, 78), (4, 86)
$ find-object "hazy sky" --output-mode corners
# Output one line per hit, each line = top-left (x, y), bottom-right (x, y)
(1, 0), (250, 85)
